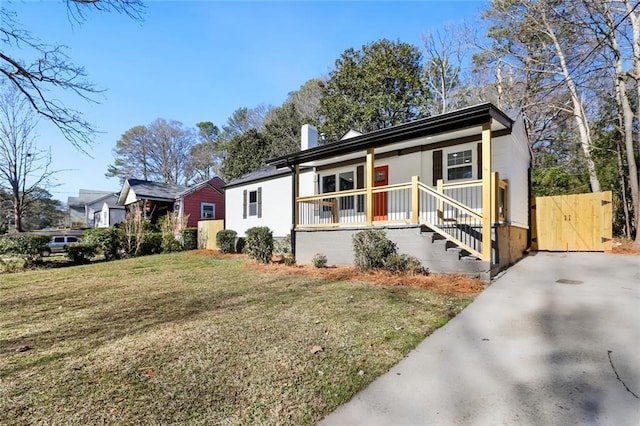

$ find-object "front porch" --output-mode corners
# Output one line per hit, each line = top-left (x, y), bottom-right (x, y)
(295, 173), (508, 263)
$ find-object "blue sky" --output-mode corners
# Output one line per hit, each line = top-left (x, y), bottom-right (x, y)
(5, 0), (489, 203)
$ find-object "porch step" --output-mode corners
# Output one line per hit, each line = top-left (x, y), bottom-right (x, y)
(416, 229), (486, 277)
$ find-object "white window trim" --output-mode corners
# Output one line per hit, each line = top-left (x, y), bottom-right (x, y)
(201, 202), (215, 219)
(443, 146), (475, 183)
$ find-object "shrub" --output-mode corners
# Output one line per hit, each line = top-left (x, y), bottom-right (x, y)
(352, 229), (397, 271)
(66, 242), (98, 264)
(235, 237), (246, 254)
(162, 234), (182, 253)
(312, 253), (327, 268)
(283, 254), (296, 266)
(0, 234), (51, 267)
(273, 234), (291, 254)
(138, 231), (163, 256)
(383, 253), (426, 275)
(216, 230), (237, 254)
(83, 228), (123, 261)
(159, 213), (187, 253)
(245, 226), (273, 264)
(182, 227), (198, 250)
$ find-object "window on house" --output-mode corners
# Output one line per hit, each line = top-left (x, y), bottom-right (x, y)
(201, 203), (215, 219)
(243, 188), (261, 219)
(447, 150), (473, 181)
(321, 171), (355, 210)
(248, 191), (258, 216)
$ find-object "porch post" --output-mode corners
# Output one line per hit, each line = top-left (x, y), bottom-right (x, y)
(481, 122), (492, 262)
(411, 176), (419, 224)
(366, 148), (374, 226)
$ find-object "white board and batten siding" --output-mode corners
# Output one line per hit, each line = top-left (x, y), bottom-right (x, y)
(225, 170), (314, 238)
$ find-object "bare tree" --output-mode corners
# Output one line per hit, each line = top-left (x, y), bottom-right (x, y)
(0, 0), (143, 148)
(422, 24), (469, 115)
(0, 84), (57, 232)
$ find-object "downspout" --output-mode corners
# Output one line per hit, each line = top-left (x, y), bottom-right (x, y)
(287, 161), (297, 258)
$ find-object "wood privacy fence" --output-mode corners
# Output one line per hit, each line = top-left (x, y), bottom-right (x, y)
(197, 220), (224, 250)
(531, 191), (612, 252)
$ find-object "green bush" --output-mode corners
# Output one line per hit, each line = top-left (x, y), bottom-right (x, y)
(383, 253), (426, 275)
(182, 227), (198, 250)
(66, 242), (98, 264)
(216, 230), (237, 254)
(312, 253), (327, 268)
(162, 234), (182, 253)
(138, 231), (163, 256)
(273, 234), (291, 254)
(235, 237), (246, 254)
(0, 234), (51, 267)
(245, 226), (273, 264)
(83, 228), (123, 260)
(352, 229), (397, 271)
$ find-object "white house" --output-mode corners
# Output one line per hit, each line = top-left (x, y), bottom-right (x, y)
(229, 104), (531, 279)
(225, 165), (314, 238)
(94, 202), (126, 228)
(68, 190), (119, 228)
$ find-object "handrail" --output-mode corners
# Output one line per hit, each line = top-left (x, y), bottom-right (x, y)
(442, 179), (482, 190)
(418, 182), (482, 221)
(297, 188), (366, 202)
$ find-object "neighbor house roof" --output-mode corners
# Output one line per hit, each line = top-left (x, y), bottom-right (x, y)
(269, 103), (514, 168)
(117, 179), (189, 205)
(176, 176), (225, 198)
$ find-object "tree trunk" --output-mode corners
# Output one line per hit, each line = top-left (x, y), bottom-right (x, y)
(623, 0), (640, 245)
(542, 7), (602, 193)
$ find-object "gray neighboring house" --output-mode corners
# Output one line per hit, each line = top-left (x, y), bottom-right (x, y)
(67, 190), (119, 228)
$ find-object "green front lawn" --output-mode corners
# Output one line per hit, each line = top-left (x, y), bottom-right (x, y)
(0, 251), (475, 425)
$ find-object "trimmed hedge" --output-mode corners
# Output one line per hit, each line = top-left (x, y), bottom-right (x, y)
(66, 242), (98, 264)
(182, 227), (198, 250)
(352, 230), (397, 271)
(245, 226), (273, 264)
(83, 228), (122, 260)
(0, 234), (51, 266)
(216, 230), (237, 254)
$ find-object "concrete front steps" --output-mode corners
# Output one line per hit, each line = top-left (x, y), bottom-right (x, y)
(419, 230), (490, 280)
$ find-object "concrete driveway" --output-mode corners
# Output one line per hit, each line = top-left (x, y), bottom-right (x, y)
(319, 252), (640, 425)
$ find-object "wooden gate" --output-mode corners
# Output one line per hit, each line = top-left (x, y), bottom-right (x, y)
(197, 220), (224, 250)
(531, 191), (612, 251)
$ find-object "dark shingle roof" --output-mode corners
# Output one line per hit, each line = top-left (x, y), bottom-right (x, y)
(127, 179), (189, 201)
(224, 165), (292, 188)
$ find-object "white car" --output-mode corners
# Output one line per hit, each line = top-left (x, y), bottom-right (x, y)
(42, 235), (82, 256)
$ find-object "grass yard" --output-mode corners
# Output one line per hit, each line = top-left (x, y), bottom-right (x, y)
(0, 251), (479, 425)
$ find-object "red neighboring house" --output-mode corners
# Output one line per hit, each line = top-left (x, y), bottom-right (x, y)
(174, 177), (225, 228)
(117, 177), (225, 228)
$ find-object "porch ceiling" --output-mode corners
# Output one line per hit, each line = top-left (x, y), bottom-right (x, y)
(269, 102), (513, 169)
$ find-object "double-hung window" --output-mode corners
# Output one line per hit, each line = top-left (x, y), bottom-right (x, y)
(447, 150), (473, 181)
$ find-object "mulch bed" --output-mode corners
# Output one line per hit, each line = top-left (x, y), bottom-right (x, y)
(190, 250), (484, 296)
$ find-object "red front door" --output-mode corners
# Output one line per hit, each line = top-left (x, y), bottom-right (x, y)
(374, 165), (388, 221)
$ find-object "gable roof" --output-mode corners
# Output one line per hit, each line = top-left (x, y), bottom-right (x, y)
(176, 177), (226, 198)
(224, 165), (293, 188)
(117, 179), (189, 205)
(269, 103), (514, 168)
